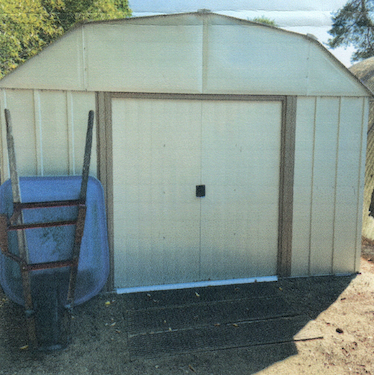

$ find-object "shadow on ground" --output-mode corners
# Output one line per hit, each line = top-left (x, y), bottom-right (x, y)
(123, 276), (354, 359)
(0, 275), (355, 374)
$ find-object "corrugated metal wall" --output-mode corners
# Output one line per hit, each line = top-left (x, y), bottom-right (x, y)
(0, 89), (96, 182)
(292, 96), (367, 276)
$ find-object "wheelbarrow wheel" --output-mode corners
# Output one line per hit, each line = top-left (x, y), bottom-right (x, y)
(31, 273), (69, 351)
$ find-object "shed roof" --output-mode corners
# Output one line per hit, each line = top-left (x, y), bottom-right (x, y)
(0, 11), (371, 97)
(350, 56), (374, 93)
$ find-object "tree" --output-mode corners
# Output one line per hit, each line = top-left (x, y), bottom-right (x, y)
(251, 16), (277, 27)
(328, 0), (374, 62)
(0, 0), (131, 78)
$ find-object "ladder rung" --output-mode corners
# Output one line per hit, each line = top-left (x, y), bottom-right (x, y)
(14, 200), (82, 210)
(9, 220), (77, 231)
(25, 258), (78, 271)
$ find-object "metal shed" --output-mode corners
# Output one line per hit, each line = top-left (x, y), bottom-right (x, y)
(0, 11), (370, 292)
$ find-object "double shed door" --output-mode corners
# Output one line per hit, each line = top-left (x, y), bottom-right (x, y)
(112, 97), (282, 288)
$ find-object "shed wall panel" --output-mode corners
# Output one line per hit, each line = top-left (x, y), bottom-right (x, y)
(307, 44), (366, 97)
(68, 91), (98, 176)
(309, 97), (340, 275)
(0, 30), (85, 90)
(205, 25), (309, 95)
(291, 97), (316, 276)
(0, 90), (38, 177)
(85, 24), (203, 93)
(292, 96), (367, 277)
(38, 91), (69, 174)
(0, 90), (96, 182)
(333, 97), (366, 273)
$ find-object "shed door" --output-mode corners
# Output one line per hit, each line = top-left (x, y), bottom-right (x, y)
(112, 97), (282, 288)
(200, 101), (281, 280)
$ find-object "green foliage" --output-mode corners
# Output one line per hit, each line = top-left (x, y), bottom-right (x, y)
(47, 0), (131, 31)
(251, 16), (277, 27)
(0, 0), (131, 78)
(328, 0), (374, 62)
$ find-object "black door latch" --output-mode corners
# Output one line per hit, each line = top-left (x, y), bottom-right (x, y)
(196, 185), (205, 197)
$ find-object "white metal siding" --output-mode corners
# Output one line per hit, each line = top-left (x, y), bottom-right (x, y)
(112, 98), (282, 288)
(205, 25), (309, 95)
(292, 97), (367, 276)
(85, 24), (204, 93)
(0, 90), (96, 182)
(0, 14), (369, 97)
(306, 43), (366, 96)
(0, 90), (38, 177)
(0, 30), (85, 91)
(334, 98), (367, 273)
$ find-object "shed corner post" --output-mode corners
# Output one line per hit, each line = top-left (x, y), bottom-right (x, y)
(96, 91), (114, 291)
(277, 96), (297, 278)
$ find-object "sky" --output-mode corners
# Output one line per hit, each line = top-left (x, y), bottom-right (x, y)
(128, 0), (355, 67)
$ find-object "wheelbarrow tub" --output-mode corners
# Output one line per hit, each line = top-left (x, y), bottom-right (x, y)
(0, 176), (110, 307)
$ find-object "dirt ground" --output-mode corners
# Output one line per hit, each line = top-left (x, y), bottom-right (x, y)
(1, 241), (374, 375)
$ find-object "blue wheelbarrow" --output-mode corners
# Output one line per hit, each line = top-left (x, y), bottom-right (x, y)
(0, 110), (109, 350)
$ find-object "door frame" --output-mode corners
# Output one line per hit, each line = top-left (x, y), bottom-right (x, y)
(96, 92), (297, 290)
